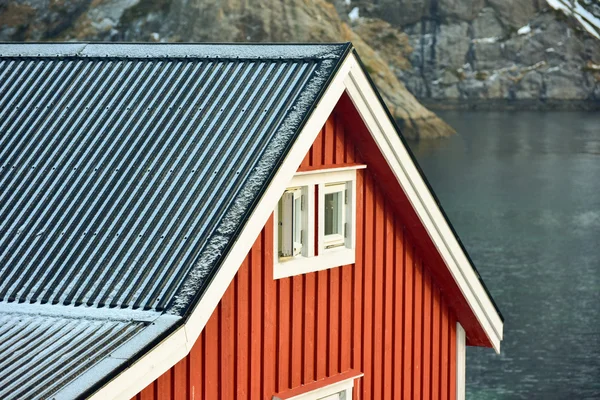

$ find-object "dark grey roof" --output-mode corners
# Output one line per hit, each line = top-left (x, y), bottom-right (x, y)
(0, 304), (177, 400)
(0, 42), (350, 399)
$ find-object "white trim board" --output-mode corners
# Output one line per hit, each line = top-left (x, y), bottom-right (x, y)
(456, 322), (466, 400)
(294, 164), (366, 176)
(88, 325), (190, 399)
(272, 370), (363, 400)
(273, 378), (354, 400)
(89, 47), (502, 399)
(343, 53), (503, 352)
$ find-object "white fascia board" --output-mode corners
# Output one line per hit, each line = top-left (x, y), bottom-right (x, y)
(89, 54), (353, 400)
(89, 325), (189, 400)
(456, 322), (466, 400)
(294, 164), (366, 176)
(343, 53), (503, 353)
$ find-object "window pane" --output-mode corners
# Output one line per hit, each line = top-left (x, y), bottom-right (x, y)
(293, 195), (302, 256)
(324, 192), (341, 235)
(277, 199), (283, 255)
(280, 191), (294, 257)
(294, 196), (301, 242)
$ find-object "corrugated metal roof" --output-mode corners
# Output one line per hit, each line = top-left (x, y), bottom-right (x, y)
(0, 42), (349, 398)
(0, 43), (347, 312)
(0, 307), (178, 400)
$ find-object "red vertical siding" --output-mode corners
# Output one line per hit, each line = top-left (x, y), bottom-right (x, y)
(134, 111), (458, 400)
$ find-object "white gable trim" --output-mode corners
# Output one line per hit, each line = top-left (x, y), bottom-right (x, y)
(342, 53), (503, 352)
(89, 49), (502, 399)
(88, 326), (189, 399)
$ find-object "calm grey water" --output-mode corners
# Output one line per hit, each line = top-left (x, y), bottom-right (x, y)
(408, 111), (600, 400)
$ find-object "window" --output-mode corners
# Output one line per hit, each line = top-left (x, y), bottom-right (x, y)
(278, 187), (304, 258)
(273, 166), (364, 279)
(319, 181), (352, 253)
(323, 183), (345, 248)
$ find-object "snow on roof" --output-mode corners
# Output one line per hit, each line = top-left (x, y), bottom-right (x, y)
(0, 42), (350, 399)
(0, 42), (348, 60)
(0, 309), (179, 400)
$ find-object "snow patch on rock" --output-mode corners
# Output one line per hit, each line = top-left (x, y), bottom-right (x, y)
(518, 24), (531, 35)
(472, 37), (500, 43)
(348, 7), (360, 22)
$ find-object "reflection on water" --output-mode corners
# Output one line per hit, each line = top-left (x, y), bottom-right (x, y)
(408, 111), (600, 400)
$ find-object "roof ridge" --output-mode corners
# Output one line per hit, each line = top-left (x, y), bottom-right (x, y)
(0, 42), (351, 60)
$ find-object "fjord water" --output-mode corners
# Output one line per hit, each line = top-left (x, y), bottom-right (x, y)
(408, 111), (600, 399)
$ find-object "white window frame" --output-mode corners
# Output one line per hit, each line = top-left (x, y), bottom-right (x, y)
(273, 166), (363, 279)
(457, 322), (466, 400)
(278, 187), (306, 259)
(274, 379), (353, 400)
(272, 373), (360, 400)
(320, 182), (347, 249)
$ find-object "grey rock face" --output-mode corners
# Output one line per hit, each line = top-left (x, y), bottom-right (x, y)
(486, 0), (539, 28)
(472, 7), (505, 39)
(545, 67), (596, 99)
(472, 42), (509, 70)
(357, 0), (600, 107)
(435, 22), (471, 69)
(437, 0), (485, 21)
(0, 0), (91, 40)
(363, 0), (485, 24)
(515, 70), (544, 99)
(361, 0), (430, 26)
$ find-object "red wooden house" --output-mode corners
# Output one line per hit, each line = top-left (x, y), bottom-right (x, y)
(0, 43), (502, 400)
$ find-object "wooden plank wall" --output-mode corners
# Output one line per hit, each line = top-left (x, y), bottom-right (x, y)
(134, 112), (457, 400)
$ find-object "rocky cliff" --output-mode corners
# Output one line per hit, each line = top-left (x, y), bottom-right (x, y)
(0, 0), (455, 139)
(2, 0), (598, 135)
(333, 0), (600, 108)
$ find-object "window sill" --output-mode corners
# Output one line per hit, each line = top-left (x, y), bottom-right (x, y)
(272, 369), (363, 400)
(273, 247), (355, 280)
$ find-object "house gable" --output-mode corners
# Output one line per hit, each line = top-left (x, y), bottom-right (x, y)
(134, 108), (460, 400)
(0, 42), (501, 399)
(102, 49), (502, 399)
(0, 42), (352, 400)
